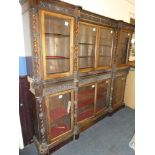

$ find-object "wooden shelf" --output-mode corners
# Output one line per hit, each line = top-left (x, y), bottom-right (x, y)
(79, 43), (95, 45)
(99, 44), (112, 47)
(99, 55), (111, 57)
(50, 108), (69, 122)
(78, 89), (94, 97)
(77, 108), (94, 122)
(46, 56), (69, 59)
(45, 33), (70, 37)
(79, 56), (95, 58)
(51, 124), (70, 139)
(78, 98), (94, 109)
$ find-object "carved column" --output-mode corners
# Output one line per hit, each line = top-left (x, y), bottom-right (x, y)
(30, 7), (42, 82)
(30, 8), (48, 155)
(108, 27), (119, 113)
(73, 6), (81, 138)
(33, 82), (49, 155)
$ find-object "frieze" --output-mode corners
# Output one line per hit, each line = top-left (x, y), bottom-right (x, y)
(39, 1), (75, 16)
(100, 18), (117, 28)
(81, 12), (117, 28)
(97, 74), (111, 82)
(114, 72), (128, 78)
(44, 83), (74, 95)
(79, 78), (96, 86)
(79, 74), (111, 86)
(118, 21), (134, 31)
(80, 12), (101, 22)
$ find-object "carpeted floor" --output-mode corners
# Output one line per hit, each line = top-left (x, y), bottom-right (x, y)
(20, 106), (135, 155)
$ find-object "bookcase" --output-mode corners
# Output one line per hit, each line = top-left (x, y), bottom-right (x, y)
(20, 0), (134, 154)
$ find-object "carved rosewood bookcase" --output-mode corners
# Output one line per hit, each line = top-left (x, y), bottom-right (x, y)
(20, 0), (134, 154)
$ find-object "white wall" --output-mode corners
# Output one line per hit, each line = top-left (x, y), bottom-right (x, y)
(62, 0), (135, 22)
(18, 2), (25, 56)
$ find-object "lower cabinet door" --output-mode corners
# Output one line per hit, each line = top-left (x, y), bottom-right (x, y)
(77, 83), (95, 122)
(46, 90), (74, 141)
(112, 75), (126, 107)
(96, 79), (109, 113)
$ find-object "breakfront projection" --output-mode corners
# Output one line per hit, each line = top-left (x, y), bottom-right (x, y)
(20, 0), (134, 154)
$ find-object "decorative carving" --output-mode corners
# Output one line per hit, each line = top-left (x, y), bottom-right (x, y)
(30, 8), (41, 82)
(101, 18), (117, 28)
(80, 12), (117, 28)
(39, 1), (75, 16)
(118, 21), (134, 31)
(45, 83), (74, 96)
(97, 74), (111, 81)
(35, 97), (48, 144)
(39, 142), (48, 155)
(79, 74), (111, 86)
(80, 12), (100, 22)
(33, 82), (44, 97)
(113, 30), (119, 64)
(20, 1), (134, 154)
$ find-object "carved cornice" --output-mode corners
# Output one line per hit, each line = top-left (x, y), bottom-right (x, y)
(118, 21), (134, 31)
(39, 1), (75, 16)
(80, 11), (118, 28)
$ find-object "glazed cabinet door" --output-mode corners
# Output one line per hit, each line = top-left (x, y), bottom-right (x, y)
(117, 30), (132, 66)
(97, 27), (113, 69)
(77, 84), (95, 122)
(78, 23), (97, 72)
(112, 75), (126, 107)
(41, 10), (74, 79)
(46, 90), (74, 141)
(96, 79), (110, 114)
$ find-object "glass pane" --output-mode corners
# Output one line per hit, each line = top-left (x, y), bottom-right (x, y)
(98, 28), (113, 67)
(44, 15), (70, 74)
(96, 81), (108, 113)
(79, 24), (96, 69)
(112, 77), (125, 105)
(49, 92), (72, 139)
(117, 31), (130, 64)
(129, 33), (135, 60)
(77, 84), (95, 122)
(79, 57), (95, 69)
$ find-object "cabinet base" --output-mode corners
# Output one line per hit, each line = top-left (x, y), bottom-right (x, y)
(109, 104), (125, 116)
(49, 136), (73, 154)
(74, 134), (80, 140)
